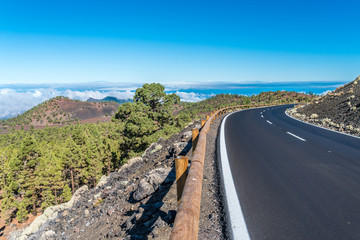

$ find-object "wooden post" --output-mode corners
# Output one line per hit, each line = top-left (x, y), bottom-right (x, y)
(175, 156), (189, 206)
(206, 115), (209, 120)
(201, 119), (206, 128)
(192, 128), (199, 151)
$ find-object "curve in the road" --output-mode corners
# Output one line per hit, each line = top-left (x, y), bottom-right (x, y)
(220, 105), (360, 240)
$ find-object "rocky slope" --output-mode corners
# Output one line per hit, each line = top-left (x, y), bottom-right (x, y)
(9, 118), (227, 240)
(288, 76), (360, 136)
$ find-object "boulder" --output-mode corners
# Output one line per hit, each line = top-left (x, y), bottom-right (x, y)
(181, 131), (192, 139)
(310, 113), (319, 119)
(118, 157), (143, 174)
(133, 167), (174, 201)
(39, 230), (56, 240)
(95, 175), (110, 189)
(150, 144), (162, 154)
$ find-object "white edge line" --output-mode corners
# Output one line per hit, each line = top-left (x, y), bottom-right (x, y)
(285, 109), (360, 140)
(266, 120), (272, 125)
(220, 112), (251, 240)
(286, 131), (306, 141)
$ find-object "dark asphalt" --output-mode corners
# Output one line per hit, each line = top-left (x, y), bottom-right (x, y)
(225, 105), (360, 240)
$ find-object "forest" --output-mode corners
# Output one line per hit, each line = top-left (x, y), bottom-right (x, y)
(0, 84), (313, 224)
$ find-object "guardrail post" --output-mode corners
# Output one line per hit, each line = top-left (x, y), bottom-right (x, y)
(175, 156), (189, 206)
(192, 128), (199, 151)
(201, 119), (206, 128)
(206, 115), (209, 120)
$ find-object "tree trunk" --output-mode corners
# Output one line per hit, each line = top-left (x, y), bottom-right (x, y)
(54, 189), (58, 204)
(32, 192), (36, 211)
(70, 169), (75, 194)
(107, 157), (110, 175)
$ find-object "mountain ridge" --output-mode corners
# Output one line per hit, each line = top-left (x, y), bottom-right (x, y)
(87, 96), (133, 104)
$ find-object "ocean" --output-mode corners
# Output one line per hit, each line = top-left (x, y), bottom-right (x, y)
(0, 81), (348, 119)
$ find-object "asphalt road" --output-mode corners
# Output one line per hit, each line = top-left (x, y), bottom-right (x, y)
(224, 105), (360, 240)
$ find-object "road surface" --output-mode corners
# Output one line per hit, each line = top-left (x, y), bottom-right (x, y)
(223, 105), (360, 240)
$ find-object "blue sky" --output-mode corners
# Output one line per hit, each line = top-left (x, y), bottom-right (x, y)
(1, 0), (359, 84)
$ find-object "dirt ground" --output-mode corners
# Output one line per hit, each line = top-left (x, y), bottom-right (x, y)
(198, 114), (228, 239)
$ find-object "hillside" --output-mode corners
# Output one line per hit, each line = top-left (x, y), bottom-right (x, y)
(179, 91), (313, 119)
(87, 96), (133, 105)
(0, 86), (316, 238)
(288, 76), (360, 136)
(0, 97), (119, 131)
(8, 122), (201, 240)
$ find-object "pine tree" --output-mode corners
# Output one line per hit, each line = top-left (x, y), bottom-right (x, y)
(84, 138), (103, 187)
(18, 135), (40, 212)
(63, 138), (81, 194)
(40, 189), (55, 209)
(61, 184), (72, 202)
(16, 199), (28, 223)
(1, 186), (16, 223)
(36, 149), (64, 205)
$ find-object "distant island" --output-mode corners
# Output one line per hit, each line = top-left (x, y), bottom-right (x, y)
(87, 96), (133, 104)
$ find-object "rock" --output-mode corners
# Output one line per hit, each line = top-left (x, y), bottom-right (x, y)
(39, 230), (56, 240)
(101, 187), (112, 199)
(173, 142), (189, 154)
(107, 207), (115, 216)
(62, 210), (69, 217)
(123, 213), (136, 230)
(95, 175), (110, 189)
(120, 180), (129, 186)
(93, 191), (102, 199)
(346, 125), (354, 131)
(144, 216), (165, 229)
(118, 157), (143, 173)
(150, 144), (162, 154)
(181, 131), (192, 139)
(84, 209), (90, 217)
(132, 167), (173, 201)
(133, 180), (153, 202)
(310, 113), (318, 119)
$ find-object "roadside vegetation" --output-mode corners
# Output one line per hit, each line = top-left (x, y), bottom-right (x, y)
(0, 84), (313, 224)
(180, 90), (313, 119)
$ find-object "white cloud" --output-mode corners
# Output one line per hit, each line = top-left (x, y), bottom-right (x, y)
(0, 88), (135, 119)
(175, 91), (207, 102)
(319, 90), (332, 96)
(0, 87), (212, 119)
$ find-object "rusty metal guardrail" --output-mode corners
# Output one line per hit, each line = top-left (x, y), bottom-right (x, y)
(170, 103), (274, 240)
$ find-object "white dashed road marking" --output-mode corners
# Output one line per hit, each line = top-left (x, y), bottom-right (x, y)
(287, 132), (306, 141)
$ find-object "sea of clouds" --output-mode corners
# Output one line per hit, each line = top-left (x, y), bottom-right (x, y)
(0, 81), (344, 119)
(0, 87), (207, 119)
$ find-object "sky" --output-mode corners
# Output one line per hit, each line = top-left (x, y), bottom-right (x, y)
(0, 0), (359, 119)
(0, 0), (360, 84)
